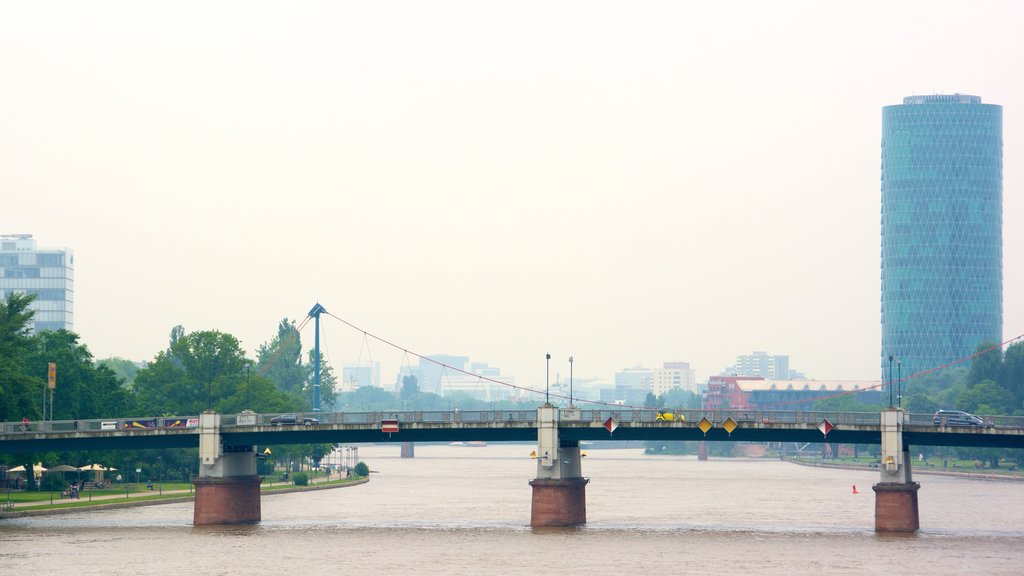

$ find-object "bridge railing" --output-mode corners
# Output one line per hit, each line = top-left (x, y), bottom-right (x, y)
(0, 416), (202, 434)
(7, 410), (1024, 435)
(571, 409), (884, 426)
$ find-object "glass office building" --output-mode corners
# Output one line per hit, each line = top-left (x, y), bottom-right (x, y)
(880, 94), (1002, 383)
(0, 234), (74, 332)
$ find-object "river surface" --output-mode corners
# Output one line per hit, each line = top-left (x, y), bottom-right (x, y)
(2, 444), (1023, 575)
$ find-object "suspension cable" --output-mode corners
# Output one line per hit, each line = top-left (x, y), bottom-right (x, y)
(323, 310), (643, 409)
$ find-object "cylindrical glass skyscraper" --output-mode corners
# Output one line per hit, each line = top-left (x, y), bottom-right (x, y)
(881, 94), (1002, 384)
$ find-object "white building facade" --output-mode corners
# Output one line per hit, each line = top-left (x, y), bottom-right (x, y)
(0, 234), (74, 333)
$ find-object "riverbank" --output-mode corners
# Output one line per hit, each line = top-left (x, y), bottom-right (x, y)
(0, 476), (368, 519)
(784, 457), (1024, 482)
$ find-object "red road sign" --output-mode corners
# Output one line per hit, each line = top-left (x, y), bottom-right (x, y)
(381, 419), (399, 434)
(604, 417), (618, 434)
(817, 418), (833, 437)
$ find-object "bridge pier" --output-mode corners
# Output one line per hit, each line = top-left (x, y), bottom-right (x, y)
(530, 405), (589, 527)
(872, 408), (919, 532)
(697, 441), (708, 461)
(193, 411), (261, 525)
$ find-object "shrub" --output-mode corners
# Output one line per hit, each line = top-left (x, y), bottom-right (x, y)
(291, 472), (309, 486)
(353, 461), (369, 477)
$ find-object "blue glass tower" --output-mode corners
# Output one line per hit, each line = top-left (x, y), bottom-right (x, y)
(881, 94), (1002, 383)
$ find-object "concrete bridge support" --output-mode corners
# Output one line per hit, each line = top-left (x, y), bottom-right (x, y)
(872, 408), (919, 532)
(530, 405), (589, 527)
(401, 442), (415, 458)
(193, 411), (261, 525)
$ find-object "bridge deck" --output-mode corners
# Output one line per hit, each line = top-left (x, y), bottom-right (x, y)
(2, 410), (1022, 453)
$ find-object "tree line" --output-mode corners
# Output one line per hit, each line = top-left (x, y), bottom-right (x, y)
(1, 292), (338, 488)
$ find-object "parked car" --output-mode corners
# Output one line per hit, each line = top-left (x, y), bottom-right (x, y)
(932, 410), (985, 427)
(270, 414), (319, 426)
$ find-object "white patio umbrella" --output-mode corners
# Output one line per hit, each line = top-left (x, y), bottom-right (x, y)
(8, 463), (46, 478)
(77, 463), (108, 471)
(78, 463), (115, 482)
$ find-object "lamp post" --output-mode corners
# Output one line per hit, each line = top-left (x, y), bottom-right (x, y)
(888, 355), (894, 407)
(569, 356), (574, 406)
(545, 353), (551, 405)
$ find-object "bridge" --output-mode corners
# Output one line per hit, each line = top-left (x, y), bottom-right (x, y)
(3, 407), (1023, 531)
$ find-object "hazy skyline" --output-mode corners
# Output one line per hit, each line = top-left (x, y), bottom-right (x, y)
(3, 2), (1022, 393)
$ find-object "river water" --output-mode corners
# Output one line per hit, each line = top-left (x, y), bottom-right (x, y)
(2, 444), (1022, 575)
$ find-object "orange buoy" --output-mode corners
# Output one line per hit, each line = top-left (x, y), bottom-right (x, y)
(852, 484), (859, 494)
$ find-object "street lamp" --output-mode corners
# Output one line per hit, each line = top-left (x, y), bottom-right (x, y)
(545, 353), (551, 405)
(888, 355), (894, 407)
(569, 356), (574, 406)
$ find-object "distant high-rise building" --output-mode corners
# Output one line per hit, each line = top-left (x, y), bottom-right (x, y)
(410, 354), (470, 395)
(728, 351), (792, 379)
(342, 362), (381, 390)
(400, 355), (516, 401)
(881, 94), (1002, 380)
(614, 366), (653, 390)
(652, 361), (696, 395)
(0, 234), (74, 333)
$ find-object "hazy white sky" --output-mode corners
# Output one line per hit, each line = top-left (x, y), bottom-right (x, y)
(3, 1), (1022, 391)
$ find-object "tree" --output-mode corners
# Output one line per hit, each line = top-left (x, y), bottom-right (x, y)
(0, 292), (43, 490)
(217, 368), (295, 414)
(1000, 342), (1024, 412)
(168, 325), (185, 352)
(27, 330), (131, 420)
(256, 319), (307, 396)
(0, 292), (40, 422)
(903, 391), (939, 415)
(134, 329), (272, 415)
(956, 380), (1015, 415)
(643, 392), (662, 409)
(400, 374), (419, 401)
(340, 386), (398, 411)
(173, 330), (247, 411)
(96, 357), (142, 389)
(132, 351), (188, 415)
(967, 341), (1003, 388)
(660, 388), (700, 409)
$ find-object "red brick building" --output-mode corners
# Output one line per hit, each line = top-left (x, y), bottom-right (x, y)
(702, 376), (763, 410)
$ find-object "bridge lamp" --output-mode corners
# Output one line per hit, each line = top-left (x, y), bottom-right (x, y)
(569, 356), (574, 406)
(897, 360), (902, 408)
(887, 355), (894, 407)
(545, 353), (551, 405)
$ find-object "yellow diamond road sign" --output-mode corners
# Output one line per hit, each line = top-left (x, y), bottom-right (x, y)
(722, 418), (737, 434)
(697, 417), (713, 434)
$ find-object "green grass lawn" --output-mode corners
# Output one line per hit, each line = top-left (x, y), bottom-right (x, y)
(2, 475), (366, 512)
(2, 482), (193, 503)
